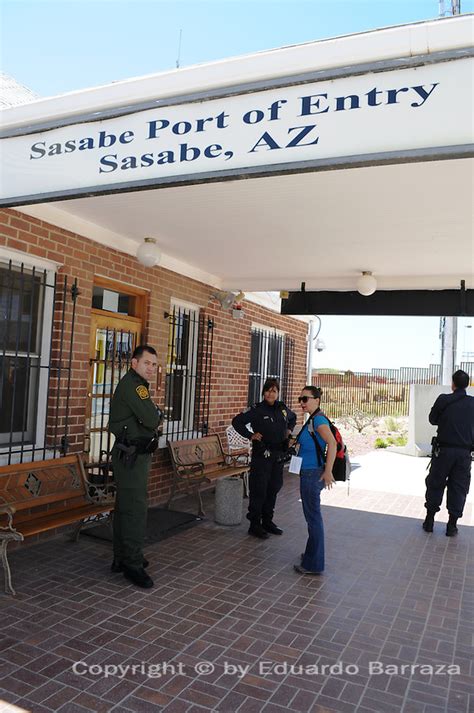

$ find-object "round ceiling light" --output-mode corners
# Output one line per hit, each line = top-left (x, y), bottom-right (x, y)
(136, 237), (162, 267)
(357, 271), (377, 296)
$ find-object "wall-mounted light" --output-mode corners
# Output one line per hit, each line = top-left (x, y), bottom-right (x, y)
(136, 237), (162, 267)
(357, 271), (377, 296)
(212, 290), (245, 310)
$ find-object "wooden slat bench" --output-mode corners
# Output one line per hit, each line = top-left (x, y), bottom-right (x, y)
(0, 454), (115, 596)
(167, 434), (250, 516)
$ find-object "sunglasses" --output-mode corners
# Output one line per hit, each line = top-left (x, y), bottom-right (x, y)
(298, 395), (316, 403)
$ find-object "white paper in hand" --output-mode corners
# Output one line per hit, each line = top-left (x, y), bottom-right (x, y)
(289, 455), (302, 475)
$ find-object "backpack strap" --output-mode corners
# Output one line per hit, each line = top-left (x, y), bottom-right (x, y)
(296, 412), (326, 468)
(308, 418), (327, 468)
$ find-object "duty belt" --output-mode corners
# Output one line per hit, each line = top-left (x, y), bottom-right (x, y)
(131, 437), (159, 454)
(438, 441), (473, 451)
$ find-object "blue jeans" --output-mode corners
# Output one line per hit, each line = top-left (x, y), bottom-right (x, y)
(300, 467), (325, 573)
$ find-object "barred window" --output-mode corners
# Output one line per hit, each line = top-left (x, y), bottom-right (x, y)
(247, 327), (294, 406)
(0, 264), (44, 446)
(0, 255), (69, 466)
(164, 303), (214, 441)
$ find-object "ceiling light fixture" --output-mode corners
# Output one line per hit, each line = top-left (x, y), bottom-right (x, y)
(357, 271), (377, 296)
(136, 237), (162, 267)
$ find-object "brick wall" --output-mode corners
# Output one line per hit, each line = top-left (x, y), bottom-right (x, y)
(1, 208), (307, 506)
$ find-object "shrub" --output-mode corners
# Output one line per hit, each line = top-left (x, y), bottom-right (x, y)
(387, 434), (408, 447)
(340, 410), (378, 433)
(385, 416), (402, 432)
(376, 435), (408, 448)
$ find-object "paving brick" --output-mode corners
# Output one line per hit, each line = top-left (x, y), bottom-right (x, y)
(0, 477), (471, 713)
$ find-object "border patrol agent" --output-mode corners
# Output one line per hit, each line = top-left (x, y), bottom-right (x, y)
(232, 377), (296, 539)
(109, 345), (163, 588)
(423, 370), (474, 537)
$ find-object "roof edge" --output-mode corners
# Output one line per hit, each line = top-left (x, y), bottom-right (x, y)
(1, 15), (472, 131)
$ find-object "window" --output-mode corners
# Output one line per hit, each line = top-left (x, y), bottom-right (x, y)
(163, 302), (214, 441)
(248, 326), (295, 406)
(0, 264), (44, 446)
(92, 286), (136, 315)
(0, 254), (61, 465)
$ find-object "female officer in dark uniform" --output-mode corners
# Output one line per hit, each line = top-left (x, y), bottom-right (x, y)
(232, 378), (296, 539)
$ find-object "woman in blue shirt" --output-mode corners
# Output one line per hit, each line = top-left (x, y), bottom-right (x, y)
(294, 385), (336, 575)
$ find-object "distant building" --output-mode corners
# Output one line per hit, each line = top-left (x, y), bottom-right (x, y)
(0, 72), (38, 108)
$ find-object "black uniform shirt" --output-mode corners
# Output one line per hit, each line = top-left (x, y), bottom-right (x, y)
(232, 400), (297, 450)
(429, 388), (474, 449)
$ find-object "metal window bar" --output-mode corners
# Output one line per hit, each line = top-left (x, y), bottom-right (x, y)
(0, 261), (78, 465)
(281, 335), (295, 405)
(247, 328), (294, 406)
(163, 307), (214, 441)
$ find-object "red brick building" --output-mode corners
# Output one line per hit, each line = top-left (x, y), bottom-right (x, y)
(0, 207), (308, 505)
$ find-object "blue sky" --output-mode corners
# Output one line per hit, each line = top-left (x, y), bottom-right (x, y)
(3, 0), (473, 96)
(314, 316), (473, 373)
(2, 0), (473, 371)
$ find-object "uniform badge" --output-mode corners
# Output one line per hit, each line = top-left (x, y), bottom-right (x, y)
(282, 409), (287, 418)
(136, 385), (150, 400)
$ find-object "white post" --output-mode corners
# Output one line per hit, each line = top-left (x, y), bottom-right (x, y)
(440, 316), (457, 385)
(306, 319), (316, 386)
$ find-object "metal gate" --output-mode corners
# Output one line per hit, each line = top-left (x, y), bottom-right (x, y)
(86, 316), (141, 469)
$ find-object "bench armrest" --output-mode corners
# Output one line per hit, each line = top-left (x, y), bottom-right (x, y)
(175, 461), (205, 478)
(82, 476), (116, 506)
(0, 505), (18, 533)
(223, 450), (250, 467)
(78, 456), (115, 506)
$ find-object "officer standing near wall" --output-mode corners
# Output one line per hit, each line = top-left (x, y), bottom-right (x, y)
(109, 345), (163, 588)
(232, 378), (296, 539)
(423, 370), (474, 537)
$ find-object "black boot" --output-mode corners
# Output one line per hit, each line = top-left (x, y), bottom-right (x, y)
(123, 566), (154, 588)
(111, 557), (149, 573)
(248, 522), (269, 539)
(446, 515), (458, 537)
(262, 521), (283, 535)
(422, 512), (435, 532)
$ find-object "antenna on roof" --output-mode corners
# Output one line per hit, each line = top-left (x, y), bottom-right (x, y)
(176, 29), (183, 68)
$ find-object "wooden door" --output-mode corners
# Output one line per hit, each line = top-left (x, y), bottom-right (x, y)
(85, 311), (142, 464)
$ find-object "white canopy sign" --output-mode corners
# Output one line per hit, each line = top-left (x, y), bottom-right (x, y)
(1, 58), (472, 204)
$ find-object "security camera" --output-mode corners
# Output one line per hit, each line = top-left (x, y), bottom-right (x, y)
(315, 338), (326, 352)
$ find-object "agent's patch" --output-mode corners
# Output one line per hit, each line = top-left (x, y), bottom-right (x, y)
(136, 385), (150, 400)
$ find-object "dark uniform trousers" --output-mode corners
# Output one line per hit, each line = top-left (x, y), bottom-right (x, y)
(109, 367), (161, 574)
(248, 453), (284, 525)
(112, 452), (151, 569)
(425, 448), (471, 518)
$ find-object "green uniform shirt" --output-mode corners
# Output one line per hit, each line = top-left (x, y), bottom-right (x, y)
(109, 368), (161, 441)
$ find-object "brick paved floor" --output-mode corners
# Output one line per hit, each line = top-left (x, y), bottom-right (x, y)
(0, 454), (472, 713)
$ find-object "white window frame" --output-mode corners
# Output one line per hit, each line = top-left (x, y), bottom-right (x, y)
(0, 247), (59, 465)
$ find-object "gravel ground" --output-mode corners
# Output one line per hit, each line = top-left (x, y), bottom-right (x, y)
(335, 416), (409, 458)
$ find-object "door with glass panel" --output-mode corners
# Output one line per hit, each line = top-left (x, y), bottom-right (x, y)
(86, 312), (141, 465)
